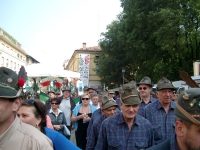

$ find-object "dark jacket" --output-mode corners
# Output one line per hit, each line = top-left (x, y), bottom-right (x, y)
(45, 99), (51, 112)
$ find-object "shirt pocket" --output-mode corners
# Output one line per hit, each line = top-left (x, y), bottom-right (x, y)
(108, 139), (122, 150)
(152, 124), (162, 141)
(135, 140), (148, 150)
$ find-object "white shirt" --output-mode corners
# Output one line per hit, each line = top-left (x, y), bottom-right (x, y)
(59, 98), (71, 126)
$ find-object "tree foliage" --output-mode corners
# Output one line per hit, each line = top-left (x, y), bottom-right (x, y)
(97, 0), (200, 88)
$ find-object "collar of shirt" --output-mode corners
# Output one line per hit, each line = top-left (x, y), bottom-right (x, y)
(117, 113), (141, 126)
(49, 108), (62, 114)
(156, 100), (176, 110)
(141, 96), (157, 104)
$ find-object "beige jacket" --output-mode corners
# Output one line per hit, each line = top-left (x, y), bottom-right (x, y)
(0, 117), (53, 150)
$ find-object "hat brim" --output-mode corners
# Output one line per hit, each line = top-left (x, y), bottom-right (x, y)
(0, 86), (21, 98)
(120, 96), (141, 105)
(137, 82), (153, 87)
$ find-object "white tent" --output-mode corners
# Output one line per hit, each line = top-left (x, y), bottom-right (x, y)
(25, 64), (80, 79)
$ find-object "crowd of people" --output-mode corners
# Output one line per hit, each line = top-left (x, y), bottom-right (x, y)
(1, 66), (200, 150)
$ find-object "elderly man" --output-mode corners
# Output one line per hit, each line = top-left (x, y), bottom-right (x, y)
(95, 82), (154, 149)
(59, 86), (76, 139)
(86, 95), (118, 150)
(147, 88), (200, 150)
(137, 76), (157, 117)
(0, 67), (53, 150)
(144, 77), (176, 145)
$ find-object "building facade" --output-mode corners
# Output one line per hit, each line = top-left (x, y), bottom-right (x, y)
(66, 43), (101, 89)
(0, 28), (39, 73)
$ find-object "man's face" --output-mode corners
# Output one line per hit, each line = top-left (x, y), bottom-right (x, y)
(63, 90), (70, 98)
(88, 89), (95, 96)
(182, 123), (200, 150)
(156, 89), (173, 105)
(139, 84), (152, 98)
(102, 106), (117, 118)
(48, 92), (55, 99)
(120, 103), (140, 120)
(91, 96), (99, 106)
(0, 98), (20, 126)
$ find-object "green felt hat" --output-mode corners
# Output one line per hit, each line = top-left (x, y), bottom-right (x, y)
(102, 95), (118, 110)
(47, 89), (55, 94)
(137, 76), (153, 87)
(119, 81), (141, 105)
(174, 88), (200, 125)
(156, 77), (176, 91)
(0, 67), (22, 98)
(62, 86), (71, 92)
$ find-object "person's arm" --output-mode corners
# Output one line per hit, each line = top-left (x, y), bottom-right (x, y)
(71, 112), (86, 122)
(94, 122), (108, 150)
(46, 115), (54, 129)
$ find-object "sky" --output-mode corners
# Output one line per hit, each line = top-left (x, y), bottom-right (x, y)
(0, 0), (122, 68)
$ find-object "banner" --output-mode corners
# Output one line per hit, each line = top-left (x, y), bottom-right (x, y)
(79, 54), (90, 86)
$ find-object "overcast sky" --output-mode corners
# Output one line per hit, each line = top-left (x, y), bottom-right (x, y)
(0, 0), (122, 67)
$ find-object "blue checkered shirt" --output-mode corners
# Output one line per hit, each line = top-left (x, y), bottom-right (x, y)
(95, 113), (154, 150)
(146, 135), (180, 150)
(87, 108), (102, 139)
(86, 115), (106, 150)
(144, 100), (176, 145)
(138, 96), (157, 117)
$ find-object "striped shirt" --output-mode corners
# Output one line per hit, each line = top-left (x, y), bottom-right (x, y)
(144, 100), (176, 145)
(95, 113), (154, 150)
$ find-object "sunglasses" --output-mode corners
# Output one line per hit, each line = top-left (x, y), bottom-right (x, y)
(139, 87), (147, 90)
(82, 98), (89, 100)
(51, 102), (58, 105)
(55, 94), (60, 95)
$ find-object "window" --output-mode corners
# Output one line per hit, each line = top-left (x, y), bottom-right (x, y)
(6, 46), (9, 52)
(1, 43), (5, 50)
(6, 59), (8, 67)
(10, 61), (12, 69)
(17, 53), (19, 58)
(1, 57), (4, 66)
(14, 62), (16, 70)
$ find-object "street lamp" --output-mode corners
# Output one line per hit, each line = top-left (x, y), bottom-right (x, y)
(122, 67), (125, 85)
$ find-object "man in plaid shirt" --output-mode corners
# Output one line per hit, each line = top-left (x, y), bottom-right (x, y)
(86, 96), (118, 149)
(95, 81), (154, 150)
(144, 77), (176, 145)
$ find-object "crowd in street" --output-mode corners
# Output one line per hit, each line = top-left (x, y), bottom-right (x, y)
(1, 66), (200, 150)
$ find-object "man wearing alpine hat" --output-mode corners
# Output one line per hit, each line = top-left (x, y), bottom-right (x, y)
(144, 77), (176, 144)
(0, 67), (53, 150)
(137, 76), (157, 117)
(95, 81), (154, 149)
(86, 95), (118, 149)
(147, 88), (200, 150)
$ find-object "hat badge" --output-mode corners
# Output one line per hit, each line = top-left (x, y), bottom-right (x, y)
(183, 92), (190, 100)
(7, 78), (12, 83)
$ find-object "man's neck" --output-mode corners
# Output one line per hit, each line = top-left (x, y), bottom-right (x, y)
(160, 101), (171, 114)
(141, 95), (151, 104)
(0, 115), (15, 135)
(63, 96), (70, 99)
(123, 117), (134, 131)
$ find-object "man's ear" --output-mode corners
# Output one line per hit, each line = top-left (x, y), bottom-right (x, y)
(13, 97), (22, 112)
(175, 121), (185, 137)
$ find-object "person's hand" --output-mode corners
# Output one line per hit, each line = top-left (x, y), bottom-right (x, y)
(79, 113), (87, 119)
(83, 116), (90, 122)
(53, 125), (61, 130)
(71, 125), (74, 130)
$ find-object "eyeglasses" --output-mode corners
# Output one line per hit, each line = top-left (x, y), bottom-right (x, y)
(139, 87), (147, 90)
(82, 98), (89, 100)
(51, 102), (58, 105)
